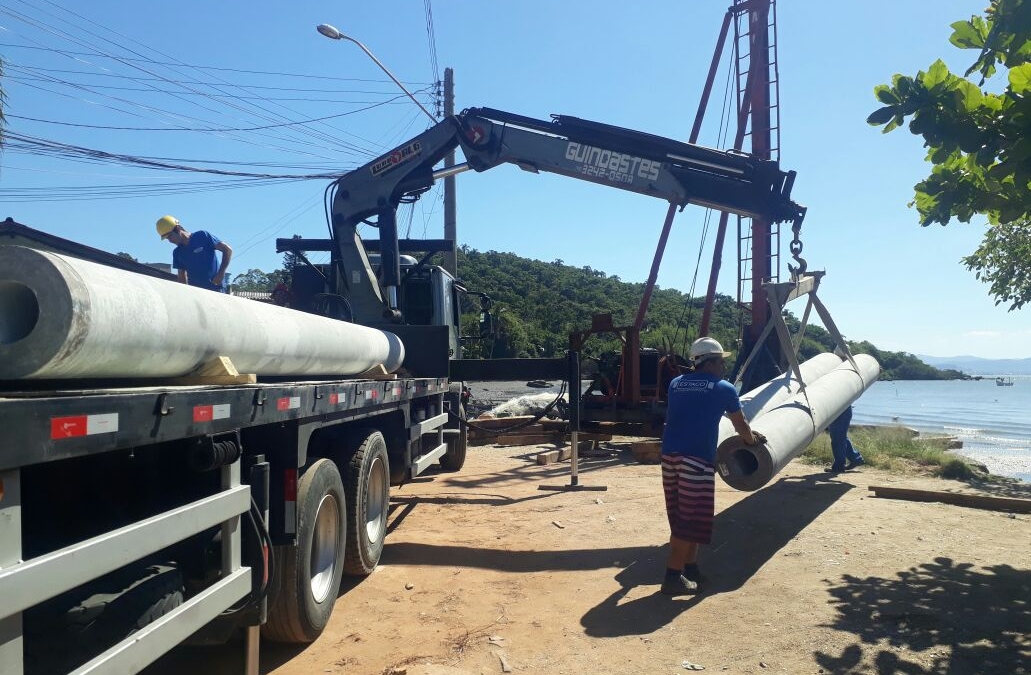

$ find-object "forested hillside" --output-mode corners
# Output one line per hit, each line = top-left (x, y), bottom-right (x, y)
(453, 247), (965, 381)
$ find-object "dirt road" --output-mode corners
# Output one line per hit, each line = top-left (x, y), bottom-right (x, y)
(149, 440), (1031, 675)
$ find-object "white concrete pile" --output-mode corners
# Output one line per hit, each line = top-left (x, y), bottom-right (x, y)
(716, 353), (881, 491)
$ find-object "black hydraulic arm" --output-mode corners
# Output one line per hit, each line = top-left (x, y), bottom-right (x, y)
(324, 106), (806, 317)
(454, 107), (805, 224)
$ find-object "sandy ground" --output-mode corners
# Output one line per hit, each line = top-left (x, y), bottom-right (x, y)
(148, 440), (1031, 675)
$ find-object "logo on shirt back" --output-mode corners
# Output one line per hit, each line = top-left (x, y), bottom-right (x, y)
(193, 247), (204, 253)
(674, 379), (714, 391)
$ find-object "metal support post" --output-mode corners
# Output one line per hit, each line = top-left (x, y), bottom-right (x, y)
(443, 67), (458, 276)
(539, 351), (606, 492)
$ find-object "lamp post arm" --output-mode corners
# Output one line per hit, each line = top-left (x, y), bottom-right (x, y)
(341, 35), (436, 122)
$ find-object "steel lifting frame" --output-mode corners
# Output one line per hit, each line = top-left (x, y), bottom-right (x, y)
(732, 271), (855, 393)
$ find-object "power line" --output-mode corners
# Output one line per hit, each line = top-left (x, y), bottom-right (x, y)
(4, 130), (347, 178)
(2, 2), (381, 156)
(424, 0), (440, 83)
(0, 41), (435, 86)
(6, 91), (431, 132)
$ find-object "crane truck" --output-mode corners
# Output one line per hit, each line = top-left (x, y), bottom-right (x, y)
(0, 106), (804, 675)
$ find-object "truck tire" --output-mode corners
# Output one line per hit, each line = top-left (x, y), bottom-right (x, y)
(24, 562), (184, 675)
(343, 430), (390, 576)
(439, 387), (467, 472)
(263, 459), (346, 643)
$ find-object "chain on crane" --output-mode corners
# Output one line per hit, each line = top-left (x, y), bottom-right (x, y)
(787, 219), (807, 279)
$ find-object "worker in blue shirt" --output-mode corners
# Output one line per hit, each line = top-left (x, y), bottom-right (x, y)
(659, 337), (763, 596)
(156, 215), (233, 292)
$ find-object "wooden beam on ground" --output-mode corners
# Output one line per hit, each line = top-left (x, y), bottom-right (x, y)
(494, 434), (563, 446)
(470, 415), (537, 428)
(631, 441), (662, 464)
(869, 485), (1031, 514)
(567, 432), (613, 442)
(536, 446), (573, 465)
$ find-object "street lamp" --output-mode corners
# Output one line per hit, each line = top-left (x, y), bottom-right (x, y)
(316, 23), (436, 123)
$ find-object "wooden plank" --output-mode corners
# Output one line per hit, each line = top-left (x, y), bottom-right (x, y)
(469, 422), (544, 439)
(469, 415), (537, 429)
(869, 485), (1031, 514)
(494, 434), (563, 446)
(570, 432), (613, 442)
(168, 356), (257, 385)
(536, 446), (573, 465)
(630, 440), (662, 464)
(354, 364), (397, 380)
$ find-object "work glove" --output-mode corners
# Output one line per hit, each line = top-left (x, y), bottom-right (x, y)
(748, 431), (767, 446)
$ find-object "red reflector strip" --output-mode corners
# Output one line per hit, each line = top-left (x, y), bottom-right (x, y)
(50, 413), (119, 440)
(284, 468), (298, 501)
(329, 392), (346, 406)
(364, 389), (379, 401)
(276, 396), (301, 411)
(193, 404), (231, 422)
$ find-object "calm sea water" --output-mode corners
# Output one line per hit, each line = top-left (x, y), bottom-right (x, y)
(852, 378), (1031, 482)
(468, 377), (1031, 483)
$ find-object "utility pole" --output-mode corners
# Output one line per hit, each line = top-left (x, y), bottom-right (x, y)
(443, 67), (457, 275)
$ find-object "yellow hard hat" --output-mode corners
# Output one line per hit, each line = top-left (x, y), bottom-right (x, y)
(156, 215), (179, 239)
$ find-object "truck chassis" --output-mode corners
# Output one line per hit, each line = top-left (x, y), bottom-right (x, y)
(0, 376), (461, 674)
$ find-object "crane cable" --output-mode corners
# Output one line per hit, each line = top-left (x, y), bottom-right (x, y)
(671, 40), (738, 357)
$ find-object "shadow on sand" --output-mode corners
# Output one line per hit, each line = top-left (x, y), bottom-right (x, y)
(814, 556), (1030, 675)
(580, 472), (851, 636)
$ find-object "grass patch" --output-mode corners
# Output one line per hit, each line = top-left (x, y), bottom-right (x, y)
(800, 426), (978, 479)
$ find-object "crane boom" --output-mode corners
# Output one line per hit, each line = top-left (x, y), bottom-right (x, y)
(328, 106), (806, 319)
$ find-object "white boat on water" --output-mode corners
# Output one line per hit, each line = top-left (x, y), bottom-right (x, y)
(996, 376), (1015, 386)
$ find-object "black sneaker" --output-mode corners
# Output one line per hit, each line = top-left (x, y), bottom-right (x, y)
(845, 457), (865, 470)
(682, 564), (705, 585)
(660, 574), (697, 596)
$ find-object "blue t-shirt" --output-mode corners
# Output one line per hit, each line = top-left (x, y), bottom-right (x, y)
(661, 372), (742, 461)
(172, 230), (224, 292)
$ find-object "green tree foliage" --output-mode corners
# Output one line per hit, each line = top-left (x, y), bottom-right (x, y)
(848, 341), (968, 381)
(230, 268), (286, 292)
(232, 249), (961, 380)
(455, 247), (958, 380)
(867, 0), (1031, 309)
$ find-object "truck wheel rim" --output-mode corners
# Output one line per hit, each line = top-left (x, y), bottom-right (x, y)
(310, 494), (341, 603)
(366, 456), (387, 544)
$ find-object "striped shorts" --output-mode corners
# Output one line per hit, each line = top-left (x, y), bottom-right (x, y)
(661, 453), (716, 544)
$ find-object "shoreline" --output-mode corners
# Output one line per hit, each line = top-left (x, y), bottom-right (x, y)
(466, 384), (1031, 484)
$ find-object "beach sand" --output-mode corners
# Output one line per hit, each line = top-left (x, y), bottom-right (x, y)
(147, 437), (1031, 675)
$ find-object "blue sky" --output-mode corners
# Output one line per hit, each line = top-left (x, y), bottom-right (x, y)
(1, 0), (1028, 359)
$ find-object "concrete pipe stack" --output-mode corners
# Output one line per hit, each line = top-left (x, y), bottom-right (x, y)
(0, 246), (405, 380)
(716, 353), (881, 491)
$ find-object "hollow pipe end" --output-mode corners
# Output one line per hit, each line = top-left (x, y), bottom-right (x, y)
(0, 246), (81, 379)
(715, 439), (775, 492)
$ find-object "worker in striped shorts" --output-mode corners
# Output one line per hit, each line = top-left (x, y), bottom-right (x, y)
(659, 337), (764, 596)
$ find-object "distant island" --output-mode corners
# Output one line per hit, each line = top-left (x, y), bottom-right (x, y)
(917, 355), (1031, 377)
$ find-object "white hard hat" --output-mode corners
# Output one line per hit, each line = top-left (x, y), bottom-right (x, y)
(689, 337), (731, 362)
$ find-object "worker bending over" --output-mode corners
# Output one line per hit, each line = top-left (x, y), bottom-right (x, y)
(156, 215), (233, 292)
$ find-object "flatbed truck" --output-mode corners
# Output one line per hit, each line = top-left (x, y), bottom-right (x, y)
(0, 104), (805, 675)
